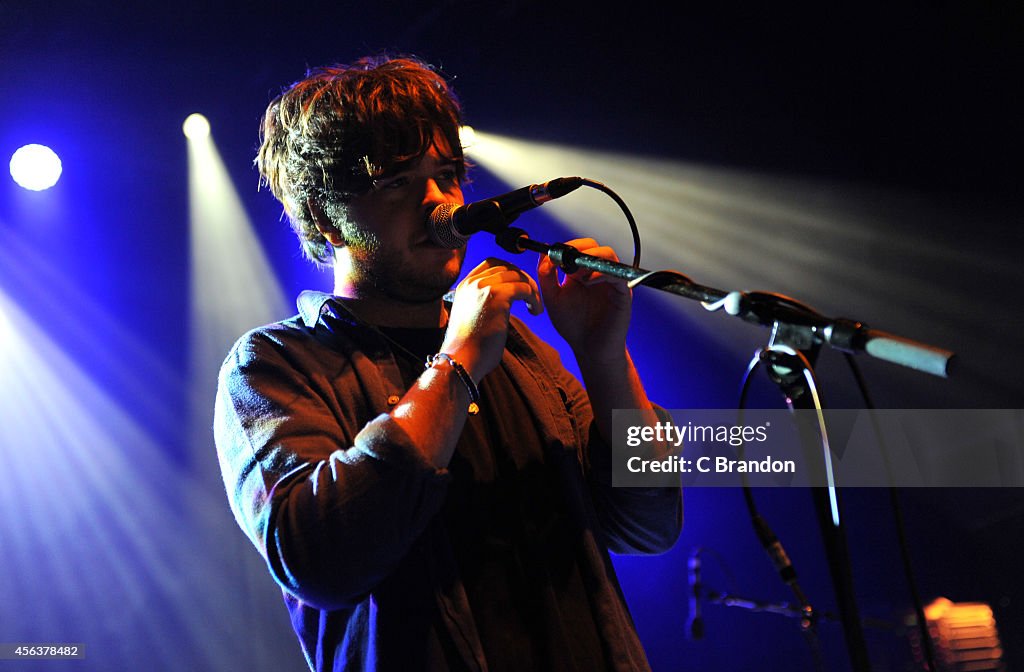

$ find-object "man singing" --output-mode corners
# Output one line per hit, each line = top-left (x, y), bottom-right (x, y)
(214, 55), (682, 671)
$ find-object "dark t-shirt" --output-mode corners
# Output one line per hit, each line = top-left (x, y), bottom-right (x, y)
(381, 325), (609, 671)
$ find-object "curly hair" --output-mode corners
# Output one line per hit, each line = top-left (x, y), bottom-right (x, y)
(255, 55), (466, 265)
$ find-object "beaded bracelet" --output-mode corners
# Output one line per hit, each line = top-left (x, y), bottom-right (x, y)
(425, 352), (480, 415)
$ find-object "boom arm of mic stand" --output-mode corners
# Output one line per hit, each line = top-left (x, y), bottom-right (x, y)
(496, 229), (956, 377)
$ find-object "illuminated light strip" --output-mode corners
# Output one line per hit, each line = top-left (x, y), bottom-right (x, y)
(0, 290), (247, 666)
(185, 126), (289, 376)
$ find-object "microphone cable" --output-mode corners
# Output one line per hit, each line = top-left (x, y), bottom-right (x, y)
(578, 178), (642, 268)
(842, 353), (938, 672)
(737, 348), (826, 672)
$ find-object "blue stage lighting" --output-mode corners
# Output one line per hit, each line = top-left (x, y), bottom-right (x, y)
(9, 144), (63, 191)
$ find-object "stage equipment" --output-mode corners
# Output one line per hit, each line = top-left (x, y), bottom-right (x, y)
(458, 176), (956, 672)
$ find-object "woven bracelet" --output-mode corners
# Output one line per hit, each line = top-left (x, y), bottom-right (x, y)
(425, 352), (480, 415)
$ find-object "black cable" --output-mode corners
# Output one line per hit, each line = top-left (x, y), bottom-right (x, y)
(737, 350), (825, 672)
(738, 352), (761, 521)
(580, 178), (641, 268)
(843, 353), (938, 672)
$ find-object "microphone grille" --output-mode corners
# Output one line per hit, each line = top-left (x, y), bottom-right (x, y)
(427, 203), (470, 249)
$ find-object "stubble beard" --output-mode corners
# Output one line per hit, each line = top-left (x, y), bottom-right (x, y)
(345, 231), (464, 304)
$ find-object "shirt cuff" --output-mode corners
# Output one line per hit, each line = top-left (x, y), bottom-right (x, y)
(352, 412), (452, 480)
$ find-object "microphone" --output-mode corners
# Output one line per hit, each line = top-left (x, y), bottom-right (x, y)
(688, 551), (704, 640)
(428, 176), (584, 248)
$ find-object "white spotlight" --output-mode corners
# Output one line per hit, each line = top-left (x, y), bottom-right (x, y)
(9, 144), (63, 191)
(459, 125), (476, 152)
(183, 113), (211, 140)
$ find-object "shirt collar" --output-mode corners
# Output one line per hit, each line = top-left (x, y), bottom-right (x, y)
(297, 290), (363, 331)
(297, 290), (332, 328)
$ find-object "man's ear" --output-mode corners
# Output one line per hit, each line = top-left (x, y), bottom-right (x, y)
(307, 198), (346, 247)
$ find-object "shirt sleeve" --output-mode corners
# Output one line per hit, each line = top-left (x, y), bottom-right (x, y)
(213, 328), (451, 611)
(512, 321), (683, 556)
(583, 405), (684, 555)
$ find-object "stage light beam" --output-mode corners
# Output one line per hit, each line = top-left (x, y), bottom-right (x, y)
(9, 144), (62, 191)
(459, 125), (476, 151)
(186, 118), (288, 373)
(0, 288), (255, 669)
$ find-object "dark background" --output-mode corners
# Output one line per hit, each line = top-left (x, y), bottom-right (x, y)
(2, 2), (1022, 670)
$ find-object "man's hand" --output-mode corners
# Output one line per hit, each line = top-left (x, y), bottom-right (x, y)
(441, 258), (543, 382)
(537, 238), (632, 365)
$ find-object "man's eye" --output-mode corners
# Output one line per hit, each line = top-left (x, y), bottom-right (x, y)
(438, 169), (459, 183)
(378, 176), (408, 191)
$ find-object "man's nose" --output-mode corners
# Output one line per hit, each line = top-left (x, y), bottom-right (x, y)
(422, 177), (448, 204)
(420, 178), (455, 226)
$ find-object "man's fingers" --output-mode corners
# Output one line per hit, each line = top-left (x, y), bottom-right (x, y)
(462, 258), (498, 277)
(509, 281), (544, 315)
(539, 242), (628, 292)
(537, 254), (559, 295)
(475, 276), (543, 315)
(562, 237), (599, 252)
(460, 259), (543, 315)
(466, 256), (527, 275)
(473, 270), (533, 287)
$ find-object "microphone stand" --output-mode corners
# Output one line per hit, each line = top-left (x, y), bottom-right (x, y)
(494, 227), (955, 378)
(494, 227), (954, 672)
(760, 342), (872, 672)
(693, 578), (905, 671)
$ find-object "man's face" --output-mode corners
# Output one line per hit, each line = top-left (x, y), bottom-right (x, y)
(340, 141), (466, 303)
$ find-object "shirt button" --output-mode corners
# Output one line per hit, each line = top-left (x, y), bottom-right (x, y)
(387, 394), (400, 406)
